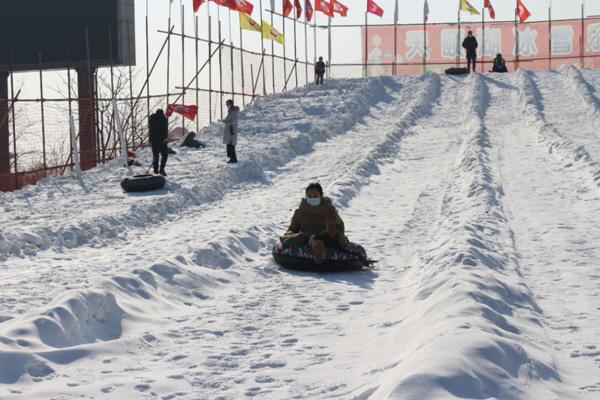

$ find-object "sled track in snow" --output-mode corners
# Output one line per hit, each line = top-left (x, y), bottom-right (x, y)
(366, 74), (563, 399)
(3, 71), (600, 399)
(515, 70), (600, 190)
(0, 74), (445, 393)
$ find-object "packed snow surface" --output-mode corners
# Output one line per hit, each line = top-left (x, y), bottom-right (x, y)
(1, 67), (600, 399)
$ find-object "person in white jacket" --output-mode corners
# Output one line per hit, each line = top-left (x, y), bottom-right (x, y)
(222, 99), (240, 163)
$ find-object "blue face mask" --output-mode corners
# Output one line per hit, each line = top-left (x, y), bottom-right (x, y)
(306, 197), (321, 207)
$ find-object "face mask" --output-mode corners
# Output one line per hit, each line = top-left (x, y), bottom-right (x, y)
(306, 198), (321, 207)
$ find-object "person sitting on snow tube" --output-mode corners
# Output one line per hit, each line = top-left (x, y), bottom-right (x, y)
(280, 182), (348, 264)
(492, 53), (508, 73)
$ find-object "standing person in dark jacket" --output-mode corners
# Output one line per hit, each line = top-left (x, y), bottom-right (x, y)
(462, 31), (478, 73)
(148, 109), (169, 176)
(221, 99), (240, 163)
(315, 56), (326, 85)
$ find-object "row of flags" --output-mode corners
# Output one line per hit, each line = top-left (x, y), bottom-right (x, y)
(171, 0), (533, 25)
(240, 12), (285, 44)
(458, 0), (531, 23)
(174, 0), (386, 20)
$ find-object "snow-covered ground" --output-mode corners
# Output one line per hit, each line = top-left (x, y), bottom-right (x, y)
(1, 67), (600, 399)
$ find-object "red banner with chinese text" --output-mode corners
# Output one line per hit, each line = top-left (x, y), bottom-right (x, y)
(363, 17), (600, 76)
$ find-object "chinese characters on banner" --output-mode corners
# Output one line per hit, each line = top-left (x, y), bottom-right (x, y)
(363, 18), (600, 76)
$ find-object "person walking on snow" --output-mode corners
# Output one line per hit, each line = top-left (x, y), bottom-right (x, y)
(280, 183), (349, 264)
(222, 99), (240, 163)
(148, 109), (169, 176)
(462, 31), (478, 73)
(315, 56), (326, 85)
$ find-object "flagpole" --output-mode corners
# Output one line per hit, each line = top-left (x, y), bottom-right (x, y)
(260, 0), (267, 95)
(283, 5), (287, 88)
(313, 10), (317, 66)
(239, 13), (246, 105)
(167, 3), (172, 106)
(328, 16), (332, 79)
(482, 7), (485, 73)
(304, 9), (309, 84)
(423, 9), (427, 74)
(271, 5), (276, 93)
(195, 15), (200, 131)
(364, 11), (368, 77)
(294, 8), (299, 87)
(145, 0), (150, 127)
(581, 2), (585, 68)
(314, 10), (317, 78)
(208, 5), (212, 123)
(515, 1), (519, 70)
(457, 9), (461, 68)
(394, 7), (398, 75)
(548, 6), (552, 71)
(229, 9), (236, 103)
(181, 0), (185, 134)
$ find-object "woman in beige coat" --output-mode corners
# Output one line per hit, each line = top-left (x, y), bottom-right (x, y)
(280, 183), (349, 264)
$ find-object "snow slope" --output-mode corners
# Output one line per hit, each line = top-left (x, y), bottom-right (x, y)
(1, 69), (600, 399)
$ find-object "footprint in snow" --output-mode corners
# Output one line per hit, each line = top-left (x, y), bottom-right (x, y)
(281, 338), (298, 347)
(134, 384), (151, 392)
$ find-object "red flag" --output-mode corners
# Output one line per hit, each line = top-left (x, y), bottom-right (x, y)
(315, 0), (333, 17)
(193, 0), (206, 12)
(283, 0), (293, 16)
(484, 0), (495, 20)
(294, 0), (302, 19)
(211, 0), (254, 15)
(331, 0), (348, 17)
(166, 104), (199, 121)
(367, 0), (383, 17)
(516, 0), (530, 23)
(305, 0), (314, 22)
(232, 0), (254, 14)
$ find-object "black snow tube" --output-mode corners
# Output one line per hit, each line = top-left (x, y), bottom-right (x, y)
(272, 240), (370, 273)
(121, 174), (166, 193)
(445, 67), (469, 75)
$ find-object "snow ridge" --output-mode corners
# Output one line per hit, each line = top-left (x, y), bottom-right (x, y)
(370, 74), (563, 399)
(515, 69), (600, 189)
(563, 65), (600, 120)
(0, 257), (231, 385)
(0, 78), (389, 261)
(328, 73), (441, 206)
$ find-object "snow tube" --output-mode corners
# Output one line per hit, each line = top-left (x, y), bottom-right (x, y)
(272, 240), (369, 273)
(445, 67), (469, 75)
(120, 174), (166, 193)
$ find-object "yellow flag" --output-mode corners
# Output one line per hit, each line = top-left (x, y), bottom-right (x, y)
(240, 12), (262, 33)
(460, 0), (480, 15)
(262, 20), (285, 45)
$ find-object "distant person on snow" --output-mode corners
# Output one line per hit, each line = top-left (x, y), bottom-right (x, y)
(148, 109), (169, 176)
(315, 56), (326, 85)
(221, 99), (240, 164)
(462, 31), (478, 73)
(280, 183), (349, 264)
(492, 53), (508, 73)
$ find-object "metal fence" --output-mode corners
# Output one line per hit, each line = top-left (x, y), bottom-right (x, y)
(1, 10), (600, 192)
